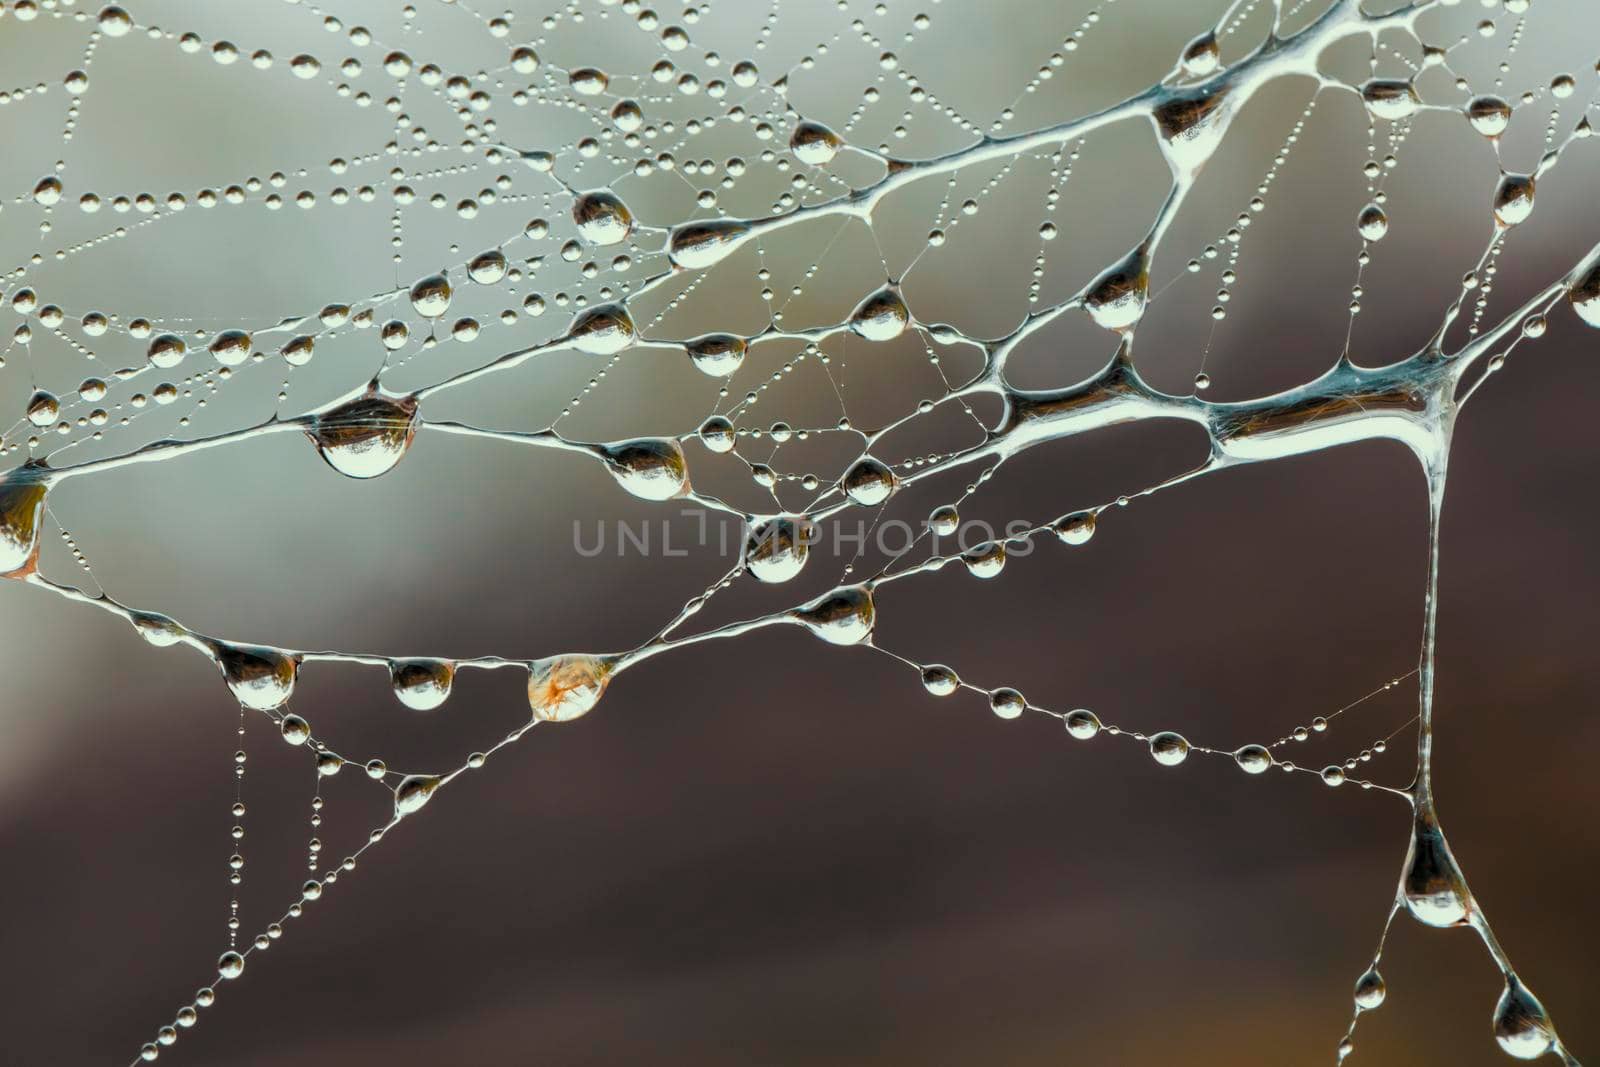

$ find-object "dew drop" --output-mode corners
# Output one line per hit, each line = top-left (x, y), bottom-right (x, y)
(1465, 95), (1512, 137)
(129, 610), (186, 647)
(1178, 30), (1220, 77)
(790, 120), (843, 165)
(1052, 510), (1096, 546)
(1357, 203), (1389, 241)
(528, 654), (615, 721)
(698, 415), (736, 453)
(598, 438), (689, 500)
(1064, 709), (1101, 739)
(791, 585), (875, 645)
(568, 302), (636, 355)
(279, 713), (311, 746)
(1149, 731), (1190, 766)
(281, 335), (314, 366)
(409, 274), (452, 318)
(390, 659), (455, 710)
(989, 687), (1026, 720)
(569, 67), (608, 95)
(927, 504), (959, 536)
(0, 467), (49, 577)
(1233, 744), (1272, 774)
(468, 250), (508, 285)
(148, 334), (187, 369)
(1569, 258), (1600, 328)
(1083, 246), (1150, 331)
(214, 644), (298, 710)
(745, 515), (813, 583)
(1354, 968), (1386, 1010)
(842, 456), (898, 505)
(668, 218), (752, 270)
(921, 663), (960, 696)
(25, 390), (59, 427)
(310, 391), (419, 479)
(572, 190), (635, 246)
(208, 329), (252, 367)
(1401, 809), (1473, 927)
(685, 333), (747, 376)
(1361, 79), (1421, 121)
(848, 285), (911, 341)
(962, 540), (1006, 578)
(394, 773), (441, 816)
(216, 952), (244, 980)
(1492, 173), (1535, 227)
(1492, 976), (1557, 1060)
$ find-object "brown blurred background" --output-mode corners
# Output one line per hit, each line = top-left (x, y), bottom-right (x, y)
(0, 0), (1597, 1064)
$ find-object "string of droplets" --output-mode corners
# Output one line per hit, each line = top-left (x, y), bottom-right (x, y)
(0, 0), (1596, 1063)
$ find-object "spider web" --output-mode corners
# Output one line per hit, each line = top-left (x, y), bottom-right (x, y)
(0, 0), (1597, 1062)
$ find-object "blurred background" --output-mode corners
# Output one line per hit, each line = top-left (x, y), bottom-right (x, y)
(0, 0), (1597, 1063)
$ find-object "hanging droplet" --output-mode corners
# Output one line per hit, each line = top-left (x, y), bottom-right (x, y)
(0, 466), (49, 578)
(962, 540), (1006, 579)
(214, 643), (298, 710)
(1492, 174), (1535, 227)
(1361, 79), (1421, 121)
(216, 952), (245, 980)
(685, 333), (747, 376)
(927, 505), (959, 536)
(698, 415), (736, 453)
(129, 610), (186, 647)
(745, 515), (813, 583)
(281, 335), (315, 366)
(208, 330), (253, 367)
(1321, 765), (1346, 787)
(310, 391), (419, 479)
(1064, 709), (1101, 739)
(528, 654), (615, 721)
(1356, 203), (1389, 241)
(567, 303), (636, 355)
(468, 250), (508, 285)
(25, 390), (59, 427)
(409, 274), (452, 318)
(390, 659), (455, 710)
(572, 190), (635, 246)
(1465, 95), (1512, 137)
(1083, 245), (1150, 331)
(1492, 976), (1557, 1060)
(1233, 744), (1272, 774)
(316, 752), (343, 777)
(1569, 258), (1600, 328)
(394, 774), (441, 816)
(921, 664), (960, 696)
(510, 46), (539, 74)
(1178, 30), (1220, 77)
(1149, 731), (1190, 766)
(568, 67), (608, 95)
(1151, 84), (1236, 178)
(597, 438), (689, 500)
(848, 285), (911, 341)
(842, 456), (898, 506)
(279, 714), (311, 746)
(667, 218), (752, 270)
(1353, 968), (1386, 1010)
(989, 687), (1026, 720)
(790, 120), (843, 165)
(1052, 510), (1096, 546)
(1401, 809), (1472, 927)
(148, 334), (187, 369)
(791, 585), (876, 645)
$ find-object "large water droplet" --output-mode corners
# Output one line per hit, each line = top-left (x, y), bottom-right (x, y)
(390, 659), (454, 710)
(409, 274), (452, 318)
(394, 774), (441, 816)
(1233, 744), (1272, 774)
(1401, 810), (1472, 927)
(848, 285), (911, 342)
(598, 438), (689, 500)
(1149, 731), (1190, 766)
(842, 456), (898, 505)
(310, 391), (419, 479)
(1492, 174), (1535, 227)
(0, 467), (48, 577)
(129, 610), (186, 647)
(528, 654), (614, 721)
(572, 190), (635, 246)
(148, 334), (187, 369)
(745, 515), (813, 583)
(668, 218), (751, 270)
(208, 330), (252, 367)
(1083, 246), (1150, 331)
(698, 415), (736, 453)
(1570, 258), (1600, 328)
(1353, 968), (1386, 1010)
(1465, 95), (1512, 137)
(1361, 79), (1421, 121)
(1052, 510), (1096, 546)
(25, 390), (59, 427)
(790, 120), (843, 165)
(1492, 976), (1556, 1060)
(216, 952), (244, 980)
(1152, 84), (1235, 178)
(921, 664), (960, 695)
(214, 644), (298, 710)
(685, 333), (747, 376)
(1178, 30), (1220, 77)
(792, 585), (875, 645)
(1357, 203), (1389, 241)
(568, 303), (636, 355)
(1064, 709), (1101, 739)
(468, 250), (508, 285)
(989, 687), (1026, 719)
(279, 713), (310, 745)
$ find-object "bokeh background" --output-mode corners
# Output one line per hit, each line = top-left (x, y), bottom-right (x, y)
(0, 0), (1597, 1064)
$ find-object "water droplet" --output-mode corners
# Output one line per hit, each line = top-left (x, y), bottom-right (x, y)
(214, 644), (298, 710)
(792, 585), (876, 645)
(390, 659), (454, 710)
(148, 334), (187, 369)
(1357, 203), (1389, 241)
(316, 752), (343, 777)
(1569, 258), (1600, 328)
(598, 438), (689, 500)
(698, 415), (736, 453)
(790, 120), (843, 165)
(928, 504), (959, 536)
(1234, 744), (1272, 774)
(1493, 976), (1557, 1060)
(409, 274), (452, 318)
(989, 687), (1026, 719)
(1465, 95), (1512, 137)
(1149, 731), (1190, 766)
(0, 467), (48, 577)
(568, 303), (636, 355)
(842, 456), (897, 506)
(962, 540), (1006, 578)
(668, 218), (752, 270)
(510, 46), (539, 74)
(572, 190), (635, 246)
(1152, 84), (1235, 178)
(468, 250), (508, 285)
(528, 654), (615, 721)
(394, 774), (441, 816)
(279, 713), (311, 745)
(281, 335), (315, 365)
(1361, 79), (1421, 121)
(848, 286), (911, 341)
(216, 952), (244, 980)
(1492, 173), (1535, 227)
(1083, 246), (1150, 331)
(301, 879), (323, 900)
(1178, 30), (1220, 77)
(1354, 968), (1386, 1010)
(1052, 510), (1096, 546)
(1321, 764), (1346, 786)
(569, 67), (608, 95)
(745, 515), (813, 582)
(921, 663), (959, 696)
(1401, 810), (1473, 927)
(1064, 709), (1101, 739)
(129, 610), (186, 647)
(310, 391), (419, 479)
(685, 333), (747, 377)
